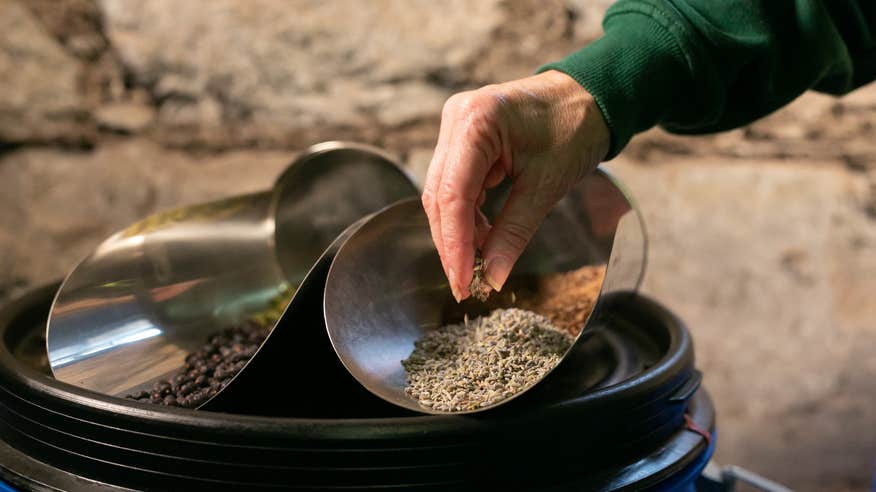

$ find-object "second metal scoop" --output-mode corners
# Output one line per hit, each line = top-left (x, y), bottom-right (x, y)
(323, 167), (647, 414)
(45, 142), (419, 409)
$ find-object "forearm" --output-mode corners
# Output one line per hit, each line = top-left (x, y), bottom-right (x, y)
(540, 0), (876, 158)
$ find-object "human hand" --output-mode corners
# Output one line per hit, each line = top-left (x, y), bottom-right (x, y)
(421, 70), (610, 301)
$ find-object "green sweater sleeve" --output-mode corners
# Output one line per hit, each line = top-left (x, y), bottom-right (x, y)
(538, 1), (876, 158)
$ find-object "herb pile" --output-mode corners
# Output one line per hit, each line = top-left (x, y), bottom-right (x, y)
(402, 308), (572, 412)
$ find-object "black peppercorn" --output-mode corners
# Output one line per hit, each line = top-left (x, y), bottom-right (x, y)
(124, 321), (269, 408)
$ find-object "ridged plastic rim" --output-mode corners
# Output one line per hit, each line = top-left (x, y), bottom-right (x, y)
(1, 284), (692, 435)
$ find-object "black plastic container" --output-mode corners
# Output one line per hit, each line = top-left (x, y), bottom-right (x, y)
(0, 284), (713, 491)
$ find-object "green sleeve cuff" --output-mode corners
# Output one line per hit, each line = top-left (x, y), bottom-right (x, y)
(537, 5), (693, 159)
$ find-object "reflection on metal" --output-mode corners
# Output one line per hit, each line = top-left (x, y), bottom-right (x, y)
(47, 142), (419, 402)
(323, 167), (647, 414)
(50, 320), (162, 368)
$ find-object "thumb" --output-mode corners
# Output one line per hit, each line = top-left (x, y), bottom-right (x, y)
(481, 184), (553, 292)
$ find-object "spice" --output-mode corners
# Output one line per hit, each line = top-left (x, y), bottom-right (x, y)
(125, 321), (268, 408)
(125, 285), (291, 408)
(516, 265), (606, 336)
(402, 308), (572, 412)
(248, 284), (293, 327)
(469, 251), (492, 301)
(445, 264), (607, 337)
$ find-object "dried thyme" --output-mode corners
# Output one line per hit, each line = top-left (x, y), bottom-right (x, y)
(402, 308), (573, 412)
(469, 251), (492, 301)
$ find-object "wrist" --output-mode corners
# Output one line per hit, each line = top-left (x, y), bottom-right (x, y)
(500, 71), (610, 163)
(537, 8), (695, 159)
(550, 70), (611, 163)
(538, 70), (611, 164)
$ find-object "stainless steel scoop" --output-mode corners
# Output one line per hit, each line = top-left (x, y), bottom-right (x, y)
(46, 141), (419, 407)
(323, 167), (647, 414)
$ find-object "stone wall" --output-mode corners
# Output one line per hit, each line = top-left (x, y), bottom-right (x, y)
(0, 1), (874, 490)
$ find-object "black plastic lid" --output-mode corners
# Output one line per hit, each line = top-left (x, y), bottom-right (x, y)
(0, 284), (706, 490)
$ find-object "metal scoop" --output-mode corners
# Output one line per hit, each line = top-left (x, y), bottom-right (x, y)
(46, 141), (418, 408)
(323, 167), (647, 414)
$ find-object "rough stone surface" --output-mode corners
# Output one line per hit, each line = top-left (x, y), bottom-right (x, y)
(95, 100), (156, 134)
(23, 0), (107, 60)
(566, 0), (614, 41)
(607, 157), (876, 491)
(0, 0), (91, 145)
(99, 0), (503, 148)
(627, 87), (876, 171)
(0, 139), (294, 300)
(0, 1), (874, 490)
(403, 147), (433, 188)
(22, 0), (129, 109)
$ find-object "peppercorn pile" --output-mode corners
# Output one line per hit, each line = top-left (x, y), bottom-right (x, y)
(125, 321), (268, 408)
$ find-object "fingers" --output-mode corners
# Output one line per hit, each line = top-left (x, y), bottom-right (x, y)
(436, 94), (503, 300)
(423, 89), (505, 301)
(421, 99), (457, 281)
(475, 191), (491, 249)
(474, 208), (491, 249)
(423, 71), (610, 300)
(481, 182), (554, 292)
(484, 162), (505, 190)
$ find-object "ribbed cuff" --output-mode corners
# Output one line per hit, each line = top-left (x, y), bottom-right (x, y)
(537, 7), (692, 159)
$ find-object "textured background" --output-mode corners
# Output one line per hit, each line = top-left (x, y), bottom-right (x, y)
(1, 1), (874, 490)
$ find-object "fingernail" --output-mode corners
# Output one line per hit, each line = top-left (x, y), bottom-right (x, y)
(484, 256), (511, 292)
(448, 267), (462, 302)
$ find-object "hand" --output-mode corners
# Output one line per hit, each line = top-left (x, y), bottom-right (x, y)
(421, 70), (610, 301)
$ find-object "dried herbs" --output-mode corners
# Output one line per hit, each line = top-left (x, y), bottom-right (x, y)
(516, 265), (606, 336)
(402, 308), (572, 412)
(469, 251), (492, 301)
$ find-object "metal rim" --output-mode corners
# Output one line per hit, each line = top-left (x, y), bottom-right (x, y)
(595, 164), (649, 294)
(321, 165), (649, 415)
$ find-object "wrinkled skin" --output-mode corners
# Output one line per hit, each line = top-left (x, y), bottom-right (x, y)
(421, 70), (610, 301)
